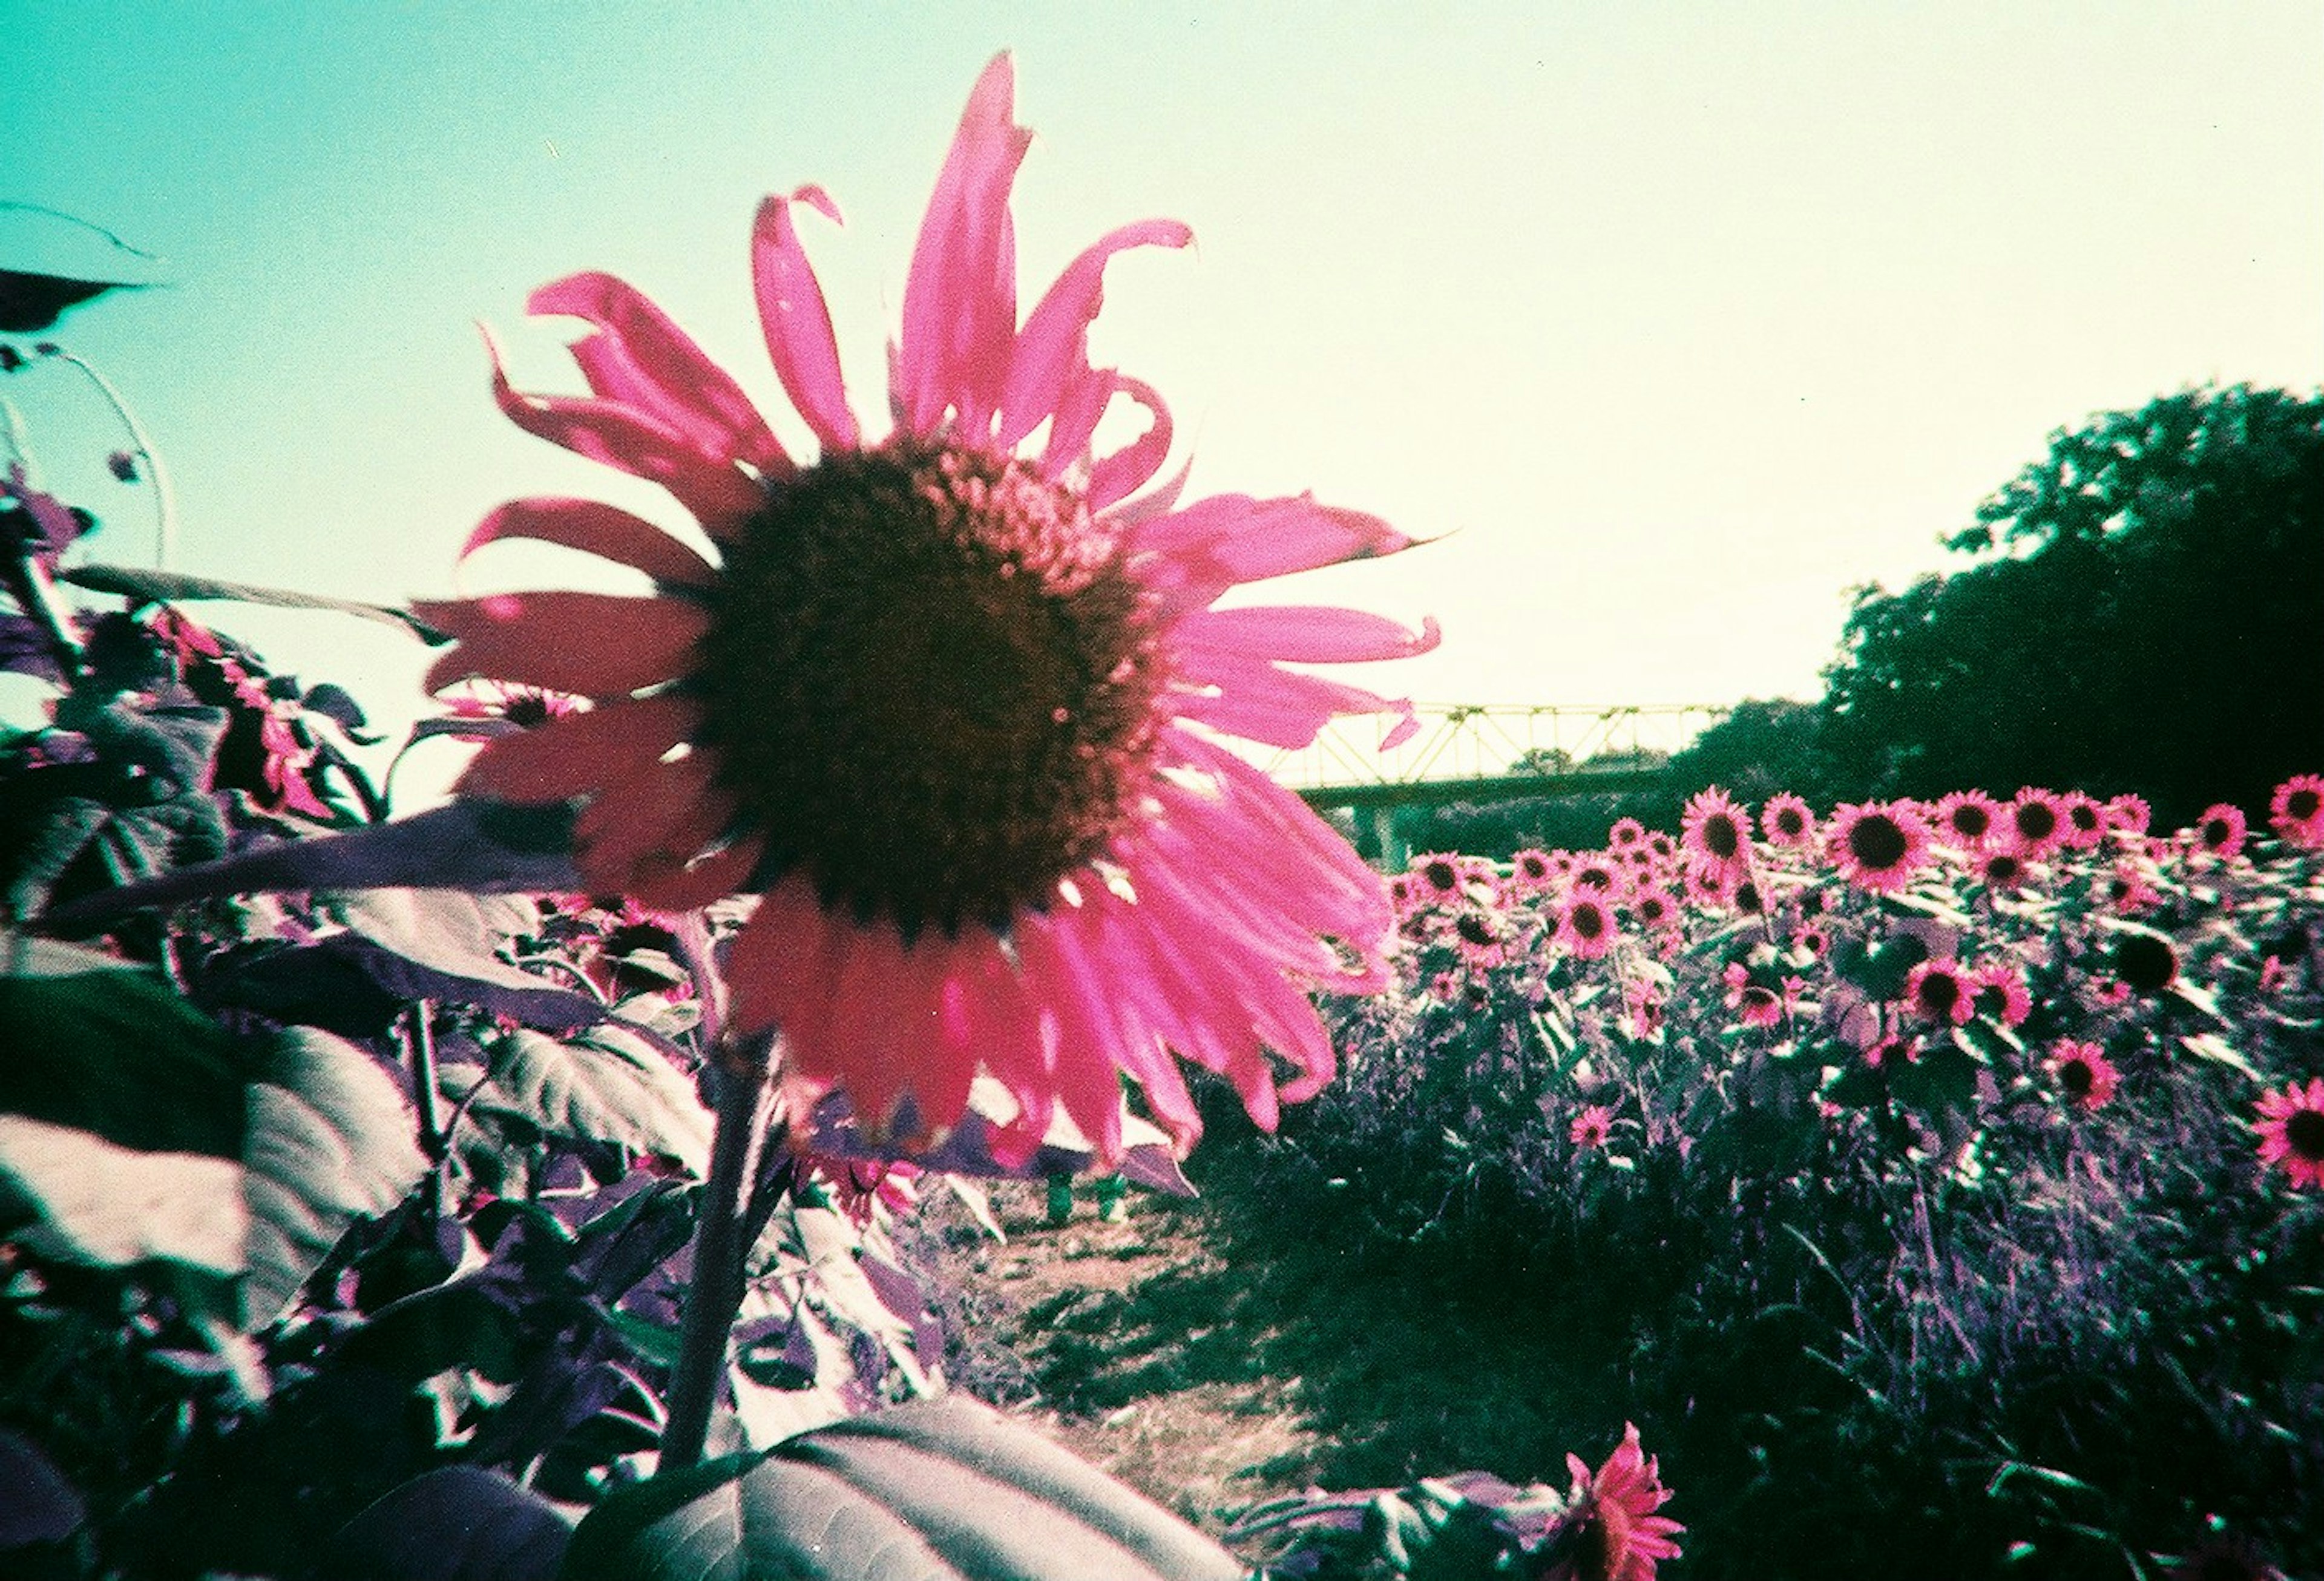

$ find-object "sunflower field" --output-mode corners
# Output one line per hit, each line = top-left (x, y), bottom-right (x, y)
(1242, 784), (2324, 1577)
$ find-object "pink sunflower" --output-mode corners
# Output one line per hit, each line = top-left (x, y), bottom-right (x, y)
(1900, 958), (1973, 1026)
(2004, 787), (2065, 857)
(1607, 816), (1647, 849)
(1722, 961), (1786, 1029)
(1547, 1421), (1684, 1581)
(1569, 1104), (1615, 1151)
(2255, 1078), (2324, 1189)
(1410, 852), (1468, 906)
(2057, 791), (2108, 850)
(1760, 792), (1817, 849)
(1627, 885), (1679, 935)
(2044, 1039), (2119, 1110)
(1555, 892), (1618, 960)
(415, 57), (1436, 1159)
(2105, 793), (2153, 837)
(2269, 773), (2324, 849)
(1825, 800), (1933, 894)
(1977, 848), (2030, 892)
(1931, 789), (2000, 851)
(1967, 961), (2030, 1027)
(1509, 847), (1559, 895)
(2193, 802), (2248, 861)
(1679, 786), (1754, 885)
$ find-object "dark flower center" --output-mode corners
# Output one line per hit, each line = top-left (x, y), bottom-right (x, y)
(2112, 934), (2178, 993)
(2202, 816), (2235, 849)
(2015, 801), (2057, 841)
(1848, 814), (1908, 869)
(1951, 804), (1991, 838)
(2288, 788), (2322, 820)
(1916, 972), (1960, 1016)
(700, 442), (1162, 935)
(1734, 880), (1764, 915)
(1636, 896), (1668, 925)
(1774, 807), (1807, 837)
(1703, 813), (1739, 860)
(1423, 859), (1459, 892)
(2287, 1108), (2324, 1161)
(1455, 912), (1497, 948)
(2067, 802), (2101, 834)
(1985, 854), (2024, 885)
(2060, 1058), (2094, 1096)
(1571, 902), (1606, 940)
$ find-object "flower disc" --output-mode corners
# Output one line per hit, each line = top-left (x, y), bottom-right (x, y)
(698, 442), (1163, 935)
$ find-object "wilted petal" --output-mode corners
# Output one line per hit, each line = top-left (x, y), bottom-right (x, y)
(896, 53), (1032, 437)
(461, 497), (715, 588)
(998, 220), (1190, 451)
(451, 693), (698, 802)
(753, 186), (861, 453)
(1086, 375), (1173, 511)
(485, 328), (765, 533)
(529, 270), (792, 477)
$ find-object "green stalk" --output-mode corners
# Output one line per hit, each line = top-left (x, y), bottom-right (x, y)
(659, 1030), (775, 1472)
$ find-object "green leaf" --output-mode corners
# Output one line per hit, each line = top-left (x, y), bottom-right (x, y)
(241, 1027), (429, 1324)
(327, 888), (563, 1000)
(0, 957), (425, 1329)
(324, 1464), (573, 1581)
(454, 1026), (711, 1178)
(60, 562), (448, 642)
(0, 932), (248, 1154)
(562, 1395), (1242, 1581)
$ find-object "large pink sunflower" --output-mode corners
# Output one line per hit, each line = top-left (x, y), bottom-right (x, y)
(414, 57), (1436, 1160)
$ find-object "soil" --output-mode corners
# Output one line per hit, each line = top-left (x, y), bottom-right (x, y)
(915, 1138), (1617, 1538)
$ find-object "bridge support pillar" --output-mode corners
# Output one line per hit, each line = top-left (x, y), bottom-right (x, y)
(1365, 804), (1409, 872)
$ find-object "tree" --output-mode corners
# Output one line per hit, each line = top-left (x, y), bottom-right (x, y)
(1820, 385), (2324, 825)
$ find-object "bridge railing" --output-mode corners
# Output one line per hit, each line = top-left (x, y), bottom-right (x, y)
(1264, 702), (1730, 794)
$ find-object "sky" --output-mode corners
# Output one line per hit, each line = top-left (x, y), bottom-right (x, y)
(4, 2), (2320, 775)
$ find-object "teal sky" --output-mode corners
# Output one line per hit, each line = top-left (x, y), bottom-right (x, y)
(5, 3), (2320, 762)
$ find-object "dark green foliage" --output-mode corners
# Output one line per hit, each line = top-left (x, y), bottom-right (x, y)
(1822, 384), (2324, 824)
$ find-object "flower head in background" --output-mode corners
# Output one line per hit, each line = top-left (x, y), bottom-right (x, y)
(1546, 1422), (1684, 1581)
(415, 57), (1436, 1160)
(2194, 802), (2248, 862)
(2256, 1078), (2324, 1189)
(1826, 800), (1932, 894)
(1679, 786), (1751, 885)
(2045, 1039), (2119, 1110)
(1760, 792), (1816, 849)
(2269, 773), (2324, 849)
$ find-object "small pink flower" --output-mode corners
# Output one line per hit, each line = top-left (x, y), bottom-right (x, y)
(2269, 773), (2324, 849)
(2256, 1079), (2324, 1189)
(1761, 792), (1817, 849)
(1968, 961), (2030, 1027)
(1902, 959), (1973, 1026)
(1546, 1421), (1684, 1581)
(2105, 793), (2153, 837)
(2193, 802), (2248, 862)
(2004, 788), (2066, 857)
(1569, 1104), (1615, 1151)
(2045, 1039), (2119, 1110)
(1556, 893), (1618, 960)
(1931, 790), (2001, 851)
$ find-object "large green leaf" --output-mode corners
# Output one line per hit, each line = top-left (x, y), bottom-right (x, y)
(451, 1026), (712, 1180)
(0, 934), (248, 1154)
(0, 944), (427, 1327)
(241, 1026), (429, 1324)
(562, 1395), (1242, 1581)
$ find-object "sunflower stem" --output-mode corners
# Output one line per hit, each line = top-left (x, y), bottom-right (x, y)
(660, 1028), (775, 1473)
